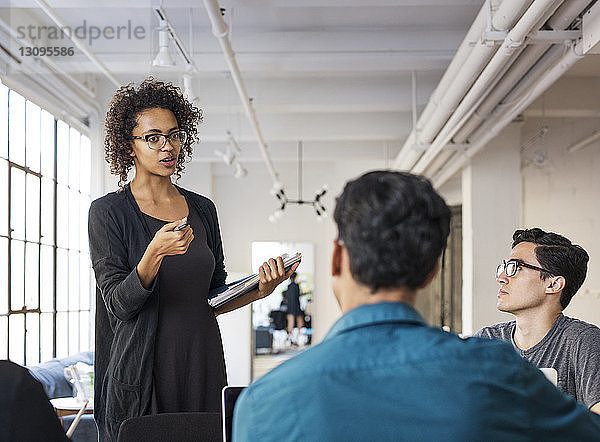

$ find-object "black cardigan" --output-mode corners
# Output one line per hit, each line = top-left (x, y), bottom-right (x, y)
(88, 184), (227, 441)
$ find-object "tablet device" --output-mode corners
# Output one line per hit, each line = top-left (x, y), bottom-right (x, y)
(222, 385), (246, 442)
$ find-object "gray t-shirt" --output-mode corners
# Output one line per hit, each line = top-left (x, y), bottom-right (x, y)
(475, 314), (600, 408)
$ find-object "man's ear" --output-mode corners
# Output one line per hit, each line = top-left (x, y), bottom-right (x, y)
(331, 240), (342, 277)
(418, 261), (440, 289)
(130, 146), (136, 158)
(545, 276), (565, 295)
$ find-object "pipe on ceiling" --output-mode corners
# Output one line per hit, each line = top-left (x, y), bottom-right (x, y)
(452, 0), (589, 145)
(393, 0), (533, 171)
(432, 38), (584, 188)
(33, 0), (120, 88)
(411, 0), (563, 175)
(202, 0), (281, 187)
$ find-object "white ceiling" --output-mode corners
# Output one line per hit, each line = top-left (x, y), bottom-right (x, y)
(1, 1), (598, 170)
(0, 0), (484, 165)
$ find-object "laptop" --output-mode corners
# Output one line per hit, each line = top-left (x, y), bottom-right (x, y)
(540, 367), (558, 386)
(222, 386), (247, 442)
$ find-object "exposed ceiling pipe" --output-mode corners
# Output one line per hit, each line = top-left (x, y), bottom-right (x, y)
(432, 39), (584, 188)
(467, 43), (566, 142)
(202, 0), (281, 186)
(394, 4), (491, 170)
(567, 130), (600, 153)
(411, 0), (563, 175)
(425, 43), (566, 177)
(452, 0), (589, 145)
(33, 0), (120, 88)
(452, 44), (551, 144)
(393, 0), (534, 170)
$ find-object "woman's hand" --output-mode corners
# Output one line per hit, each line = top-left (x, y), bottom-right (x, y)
(137, 217), (193, 290)
(256, 256), (300, 300)
(149, 217), (194, 258)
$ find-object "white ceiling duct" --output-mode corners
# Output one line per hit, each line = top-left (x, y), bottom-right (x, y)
(203, 0), (281, 187)
(411, 0), (564, 175)
(432, 38), (584, 188)
(394, 0), (534, 171)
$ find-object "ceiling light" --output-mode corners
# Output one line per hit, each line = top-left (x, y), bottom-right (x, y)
(234, 162), (247, 179)
(214, 149), (235, 165)
(152, 20), (175, 67)
(269, 141), (327, 222)
(183, 74), (199, 104)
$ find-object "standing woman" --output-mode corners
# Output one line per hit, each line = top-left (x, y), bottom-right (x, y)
(89, 78), (296, 441)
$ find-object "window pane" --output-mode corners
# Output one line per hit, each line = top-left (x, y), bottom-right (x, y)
(8, 91), (25, 166)
(10, 167), (25, 240)
(40, 245), (54, 312)
(80, 310), (89, 352)
(56, 184), (68, 248)
(0, 238), (7, 314)
(56, 121), (69, 185)
(69, 250), (79, 311)
(8, 313), (24, 364)
(40, 177), (54, 245)
(40, 110), (55, 178)
(56, 311), (67, 358)
(40, 312), (53, 362)
(80, 253), (90, 310)
(69, 128), (80, 191)
(26, 312), (39, 365)
(10, 239), (24, 311)
(0, 316), (7, 359)
(80, 135), (91, 195)
(69, 189), (79, 251)
(26, 101), (41, 173)
(25, 242), (39, 309)
(80, 194), (90, 252)
(26, 173), (40, 242)
(56, 248), (68, 312)
(69, 311), (79, 354)
(0, 159), (7, 236)
(0, 83), (8, 159)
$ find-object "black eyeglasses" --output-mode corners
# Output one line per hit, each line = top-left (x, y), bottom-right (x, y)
(132, 130), (188, 150)
(496, 259), (553, 279)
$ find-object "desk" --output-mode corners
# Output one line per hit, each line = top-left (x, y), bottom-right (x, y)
(51, 397), (94, 421)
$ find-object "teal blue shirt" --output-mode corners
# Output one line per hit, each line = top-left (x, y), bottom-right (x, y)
(233, 302), (600, 441)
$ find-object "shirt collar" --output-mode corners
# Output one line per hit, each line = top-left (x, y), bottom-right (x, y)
(324, 302), (427, 341)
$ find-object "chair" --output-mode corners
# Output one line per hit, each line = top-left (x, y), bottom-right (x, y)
(117, 412), (222, 442)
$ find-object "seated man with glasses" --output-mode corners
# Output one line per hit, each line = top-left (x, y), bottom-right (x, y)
(475, 228), (600, 414)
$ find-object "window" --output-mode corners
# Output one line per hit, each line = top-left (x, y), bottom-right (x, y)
(0, 84), (93, 365)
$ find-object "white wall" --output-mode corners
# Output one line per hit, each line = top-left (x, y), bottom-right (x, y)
(462, 123), (522, 335)
(521, 116), (600, 326)
(209, 160), (386, 345)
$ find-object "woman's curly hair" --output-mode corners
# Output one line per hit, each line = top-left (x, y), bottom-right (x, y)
(104, 77), (202, 187)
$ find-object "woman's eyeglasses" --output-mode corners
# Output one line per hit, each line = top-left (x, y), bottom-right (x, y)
(132, 130), (188, 150)
(496, 259), (553, 279)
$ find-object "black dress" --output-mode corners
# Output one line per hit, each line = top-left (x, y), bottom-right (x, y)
(142, 209), (227, 414)
(286, 281), (302, 317)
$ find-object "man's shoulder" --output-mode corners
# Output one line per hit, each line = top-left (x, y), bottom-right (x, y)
(560, 315), (600, 343)
(473, 320), (516, 340)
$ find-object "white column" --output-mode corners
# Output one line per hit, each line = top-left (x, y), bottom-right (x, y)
(462, 122), (522, 335)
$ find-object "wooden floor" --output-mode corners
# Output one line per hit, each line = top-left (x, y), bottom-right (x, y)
(252, 347), (306, 381)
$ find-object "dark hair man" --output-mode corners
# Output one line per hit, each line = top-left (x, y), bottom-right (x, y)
(475, 228), (600, 413)
(233, 171), (600, 441)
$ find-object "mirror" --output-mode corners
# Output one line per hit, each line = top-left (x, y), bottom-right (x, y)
(250, 241), (315, 380)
